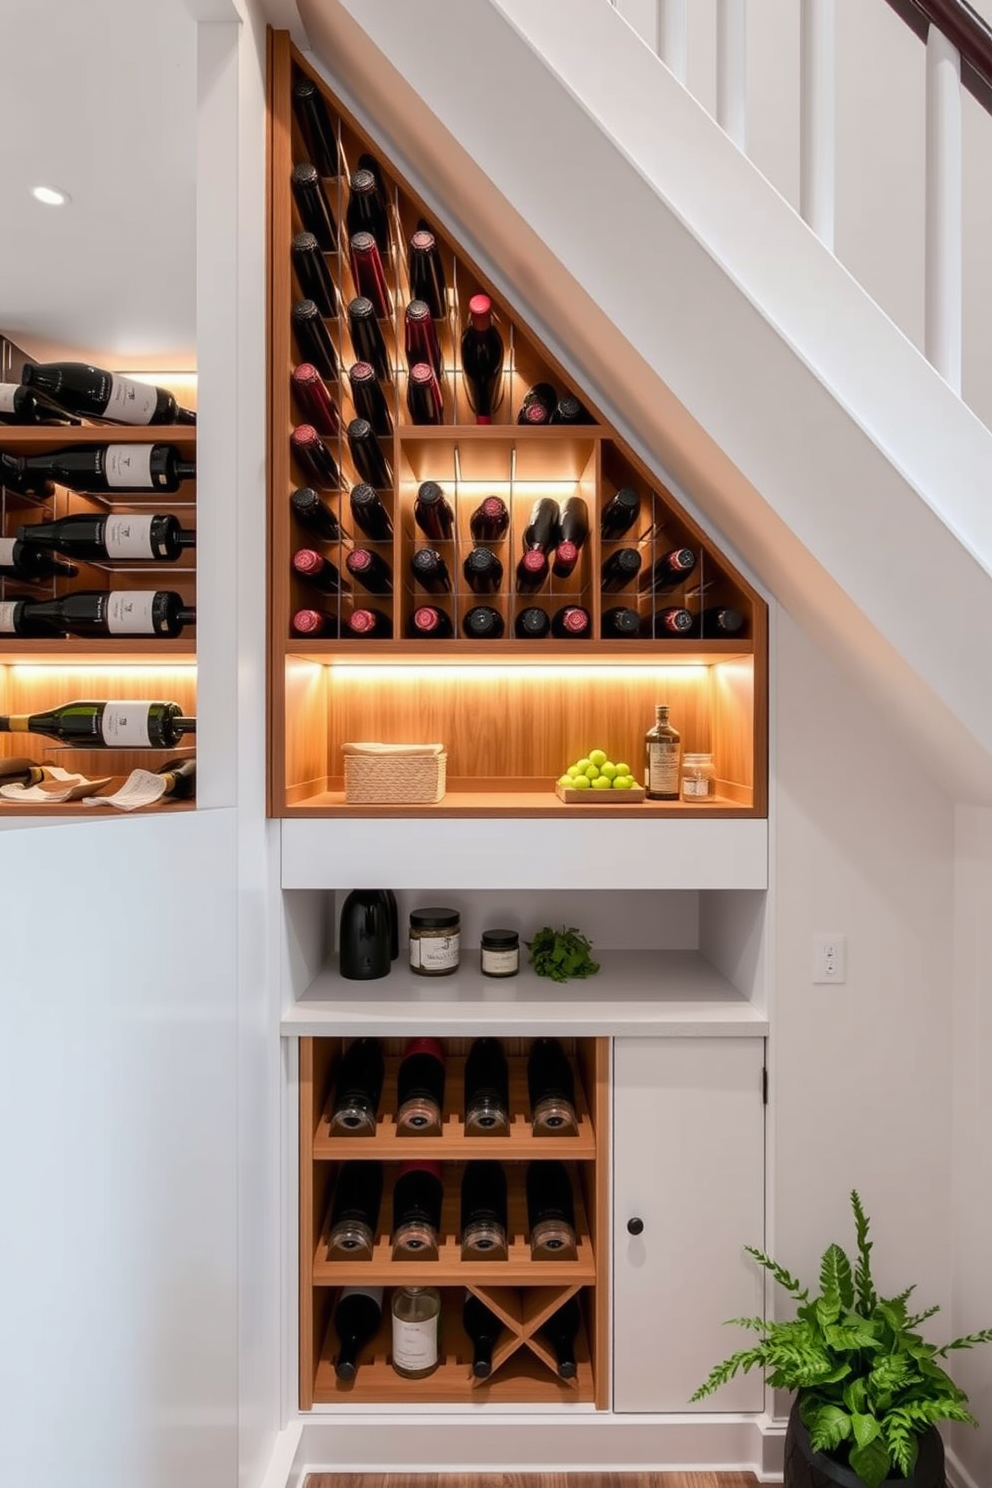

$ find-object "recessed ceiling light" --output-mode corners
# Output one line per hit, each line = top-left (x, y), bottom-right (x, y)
(31, 185), (71, 206)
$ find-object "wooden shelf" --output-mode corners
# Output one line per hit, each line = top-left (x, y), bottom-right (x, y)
(393, 424), (607, 442)
(0, 425), (196, 450)
(284, 639), (753, 664)
(0, 640), (196, 664)
(285, 786), (753, 818)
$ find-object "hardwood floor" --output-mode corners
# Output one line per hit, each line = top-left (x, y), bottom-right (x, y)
(306, 1476), (760, 1487)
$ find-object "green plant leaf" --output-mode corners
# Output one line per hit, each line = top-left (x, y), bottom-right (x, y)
(936, 1327), (992, 1357)
(820, 1242), (855, 1313)
(850, 1190), (877, 1316)
(851, 1413), (881, 1449)
(689, 1347), (764, 1400)
(743, 1245), (809, 1300)
(807, 1404), (852, 1453)
(849, 1434), (892, 1488)
(825, 1321), (883, 1353)
(723, 1316), (768, 1333)
(867, 1353), (911, 1399)
(844, 1378), (867, 1414)
(905, 1304), (941, 1329)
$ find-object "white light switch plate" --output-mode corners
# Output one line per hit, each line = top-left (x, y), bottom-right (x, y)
(813, 933), (847, 984)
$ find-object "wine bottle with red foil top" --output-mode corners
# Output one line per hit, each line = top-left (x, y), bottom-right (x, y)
(291, 77), (340, 178)
(391, 1160), (443, 1257)
(413, 481), (454, 540)
(346, 547), (392, 594)
(349, 482), (393, 541)
(330, 1037), (385, 1136)
(347, 298), (389, 380)
(638, 546), (697, 595)
(0, 539), (77, 583)
(601, 605), (643, 639)
(291, 607), (340, 638)
(346, 419), (392, 489)
(346, 168), (391, 254)
(408, 228), (447, 319)
(1, 444), (195, 497)
(15, 590), (196, 639)
(406, 362), (444, 425)
(522, 496), (561, 554)
(695, 605), (746, 638)
(291, 300), (338, 381)
(460, 1160), (508, 1258)
(526, 1159), (577, 1257)
(516, 382), (557, 426)
(410, 548), (451, 594)
(406, 605), (453, 639)
(292, 547), (350, 596)
(549, 393), (592, 425)
(345, 606), (392, 639)
(291, 363), (340, 436)
(460, 294), (504, 423)
(0, 699), (195, 749)
(600, 486), (641, 539)
(469, 495), (509, 543)
(463, 548), (502, 595)
(291, 487), (344, 542)
(0, 382), (79, 426)
(291, 162), (338, 251)
(349, 232), (391, 320)
(396, 1036), (446, 1135)
(291, 424), (342, 490)
(291, 231), (337, 317)
(347, 362), (393, 437)
(514, 605), (551, 639)
(551, 605), (591, 640)
(17, 512), (193, 564)
(0, 599), (65, 638)
(20, 362), (194, 426)
(404, 301), (443, 380)
(462, 605), (504, 639)
(601, 547), (642, 593)
(653, 606), (694, 637)
(516, 549), (549, 594)
(328, 1160), (383, 1257)
(552, 495), (589, 578)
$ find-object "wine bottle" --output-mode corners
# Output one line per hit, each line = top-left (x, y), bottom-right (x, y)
(464, 1037), (509, 1134)
(404, 301), (442, 380)
(330, 1037), (385, 1135)
(462, 605), (505, 639)
(347, 298), (389, 380)
(460, 1159), (508, 1258)
(413, 481), (455, 540)
(526, 1159), (577, 1256)
(601, 547), (642, 593)
(516, 382), (557, 426)
(0, 599), (65, 638)
(0, 699), (195, 749)
(653, 606), (694, 637)
(157, 756), (197, 801)
(391, 1159), (443, 1257)
(291, 423), (342, 490)
(291, 300), (338, 381)
(293, 548), (349, 596)
(349, 482), (393, 540)
(527, 1038), (577, 1134)
(0, 539), (78, 584)
(291, 363), (341, 437)
(460, 294), (504, 423)
(408, 229), (447, 320)
(291, 231), (337, 317)
(346, 547), (392, 594)
(406, 362), (444, 425)
(696, 605), (746, 638)
(347, 362), (392, 437)
(0, 444), (195, 497)
(391, 1285), (441, 1379)
(552, 496), (589, 579)
(358, 152), (388, 200)
(290, 607), (339, 638)
(20, 362), (194, 426)
(638, 546), (697, 594)
(15, 590), (196, 639)
(346, 168), (390, 254)
(290, 162), (337, 252)
(406, 605), (453, 639)
(0, 383), (78, 426)
(463, 1292), (502, 1379)
(541, 1297), (581, 1379)
(644, 703), (681, 800)
(551, 605), (591, 639)
(0, 757), (53, 787)
(410, 548), (451, 594)
(601, 605), (643, 639)
(333, 1286), (383, 1382)
(345, 606), (392, 638)
(600, 486), (641, 539)
(515, 550), (549, 594)
(328, 1159), (383, 1257)
(348, 232), (390, 320)
(346, 419), (392, 489)
(522, 497), (561, 554)
(291, 77), (339, 178)
(17, 512), (194, 563)
(514, 605), (550, 639)
(549, 393), (592, 425)
(291, 487), (344, 542)
(463, 548), (502, 595)
(469, 496), (509, 543)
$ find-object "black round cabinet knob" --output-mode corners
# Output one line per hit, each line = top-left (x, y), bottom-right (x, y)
(627, 1216), (644, 1236)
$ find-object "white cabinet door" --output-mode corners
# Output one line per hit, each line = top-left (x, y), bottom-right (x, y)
(613, 1036), (765, 1413)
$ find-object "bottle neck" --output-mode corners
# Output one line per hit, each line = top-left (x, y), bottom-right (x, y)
(172, 716), (198, 736)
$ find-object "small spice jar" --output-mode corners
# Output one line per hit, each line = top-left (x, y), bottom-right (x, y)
(409, 906), (460, 976)
(680, 751), (716, 802)
(480, 928), (520, 978)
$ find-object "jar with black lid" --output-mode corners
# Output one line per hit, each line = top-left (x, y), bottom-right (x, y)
(409, 906), (460, 976)
(480, 928), (519, 978)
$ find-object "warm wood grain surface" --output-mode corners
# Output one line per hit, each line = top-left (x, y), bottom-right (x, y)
(305, 1475), (760, 1487)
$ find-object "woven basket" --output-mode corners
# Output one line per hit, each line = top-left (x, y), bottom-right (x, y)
(342, 743), (447, 804)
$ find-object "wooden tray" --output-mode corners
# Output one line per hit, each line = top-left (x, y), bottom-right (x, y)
(555, 783), (646, 803)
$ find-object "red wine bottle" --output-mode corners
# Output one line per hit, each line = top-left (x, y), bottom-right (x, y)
(16, 512), (192, 563)
(328, 1160), (383, 1257)
(601, 547), (642, 593)
(293, 547), (350, 595)
(346, 168), (390, 254)
(463, 1291), (503, 1378)
(462, 605), (505, 639)
(0, 382), (78, 426)
(414, 481), (455, 540)
(347, 362), (392, 437)
(406, 605), (453, 639)
(291, 161), (337, 251)
(469, 496), (509, 542)
(653, 606), (694, 636)
(333, 1287), (383, 1381)
(638, 546), (697, 594)
(0, 599), (65, 638)
(16, 589), (196, 639)
(552, 496), (589, 578)
(463, 547), (503, 595)
(345, 606), (392, 638)
(396, 1036), (446, 1134)
(291, 423), (341, 490)
(0, 699), (195, 749)
(404, 301), (443, 380)
(527, 1038), (577, 1133)
(600, 486), (640, 539)
(549, 393), (592, 425)
(291, 231), (337, 317)
(522, 497), (560, 553)
(514, 605), (550, 639)
(464, 1038), (509, 1134)
(516, 549), (549, 594)
(541, 1297), (581, 1379)
(1, 444), (194, 497)
(0, 539), (78, 583)
(460, 1159), (508, 1256)
(330, 1037), (385, 1134)
(291, 300), (337, 381)
(291, 607), (340, 638)
(551, 605), (591, 639)
(601, 605), (643, 639)
(346, 547), (392, 593)
(696, 605), (746, 637)
(347, 298), (389, 380)
(291, 487), (344, 541)
(349, 482), (393, 540)
(20, 362), (194, 425)
(346, 419), (392, 489)
(392, 1160), (443, 1256)
(461, 295), (504, 423)
(349, 232), (391, 320)
(291, 77), (339, 178)
(291, 363), (340, 436)
(408, 229), (447, 319)
(526, 1160), (576, 1256)
(516, 382), (557, 426)
(410, 547), (451, 594)
(406, 362), (444, 425)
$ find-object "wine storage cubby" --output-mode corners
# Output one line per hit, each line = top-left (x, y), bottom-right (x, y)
(299, 1035), (609, 1408)
(267, 33), (767, 816)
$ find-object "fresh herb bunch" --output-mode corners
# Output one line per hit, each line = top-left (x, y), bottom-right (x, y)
(692, 1190), (992, 1488)
(526, 925), (600, 983)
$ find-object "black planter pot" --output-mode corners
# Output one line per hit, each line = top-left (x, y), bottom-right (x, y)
(784, 1400), (946, 1488)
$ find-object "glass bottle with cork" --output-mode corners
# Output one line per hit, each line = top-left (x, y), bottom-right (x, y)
(644, 703), (681, 801)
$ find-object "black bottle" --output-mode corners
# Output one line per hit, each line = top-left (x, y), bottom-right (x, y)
(290, 162), (338, 252)
(600, 547), (642, 593)
(291, 363), (341, 436)
(462, 605), (505, 639)
(0, 382), (78, 426)
(551, 605), (591, 639)
(0, 599), (65, 638)
(0, 539), (78, 584)
(408, 228), (447, 319)
(1, 444), (194, 498)
(345, 606), (392, 639)
(292, 299), (338, 381)
(410, 548), (451, 594)
(653, 606), (694, 637)
(552, 496), (590, 578)
(514, 606), (551, 639)
(338, 889), (392, 980)
(460, 1160), (508, 1258)
(602, 605), (643, 639)
(291, 77), (339, 178)
(407, 605), (453, 639)
(291, 486), (345, 542)
(347, 297), (390, 381)
(600, 486), (641, 539)
(464, 1038), (509, 1134)
(346, 548), (393, 594)
(333, 1287), (383, 1382)
(330, 1038), (385, 1135)
(346, 418), (392, 489)
(460, 294), (504, 423)
(516, 382), (557, 426)
(328, 1160), (383, 1257)
(463, 547), (503, 595)
(414, 481), (455, 539)
(346, 168), (390, 254)
(526, 1160), (577, 1257)
(17, 590), (196, 639)
(463, 1292), (502, 1379)
(515, 550), (549, 594)
(291, 423), (342, 489)
(396, 1037), (446, 1134)
(522, 497), (560, 553)
(541, 1297), (582, 1379)
(406, 362), (444, 425)
(291, 607), (340, 638)
(404, 301), (443, 379)
(638, 546), (697, 594)
(291, 231), (337, 317)
(527, 1038), (577, 1134)
(348, 362), (392, 437)
(696, 605), (746, 638)
(549, 393), (592, 425)
(349, 483), (393, 541)
(391, 1159), (443, 1257)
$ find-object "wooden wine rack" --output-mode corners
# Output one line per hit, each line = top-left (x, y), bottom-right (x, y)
(266, 32), (768, 819)
(299, 1035), (609, 1408)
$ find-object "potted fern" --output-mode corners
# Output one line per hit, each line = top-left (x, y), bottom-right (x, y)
(692, 1191), (992, 1488)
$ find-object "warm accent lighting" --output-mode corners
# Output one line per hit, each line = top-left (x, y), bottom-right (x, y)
(31, 185), (70, 206)
(326, 664), (711, 682)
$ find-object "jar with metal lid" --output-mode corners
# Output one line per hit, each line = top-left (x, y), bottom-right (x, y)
(680, 751), (716, 802)
(480, 928), (519, 978)
(409, 906), (460, 976)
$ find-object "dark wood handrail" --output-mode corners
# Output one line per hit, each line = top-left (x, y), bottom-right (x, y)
(882, 0), (992, 114)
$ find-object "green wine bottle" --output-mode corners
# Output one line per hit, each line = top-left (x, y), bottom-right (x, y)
(0, 700), (196, 749)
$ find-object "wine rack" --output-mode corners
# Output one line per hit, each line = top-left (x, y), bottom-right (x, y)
(300, 1035), (608, 1408)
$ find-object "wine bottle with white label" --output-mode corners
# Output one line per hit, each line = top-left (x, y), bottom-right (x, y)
(0, 539), (78, 583)
(17, 513), (195, 563)
(20, 362), (195, 425)
(0, 599), (65, 638)
(13, 591), (196, 639)
(0, 700), (196, 749)
(0, 444), (196, 497)
(0, 382), (79, 426)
